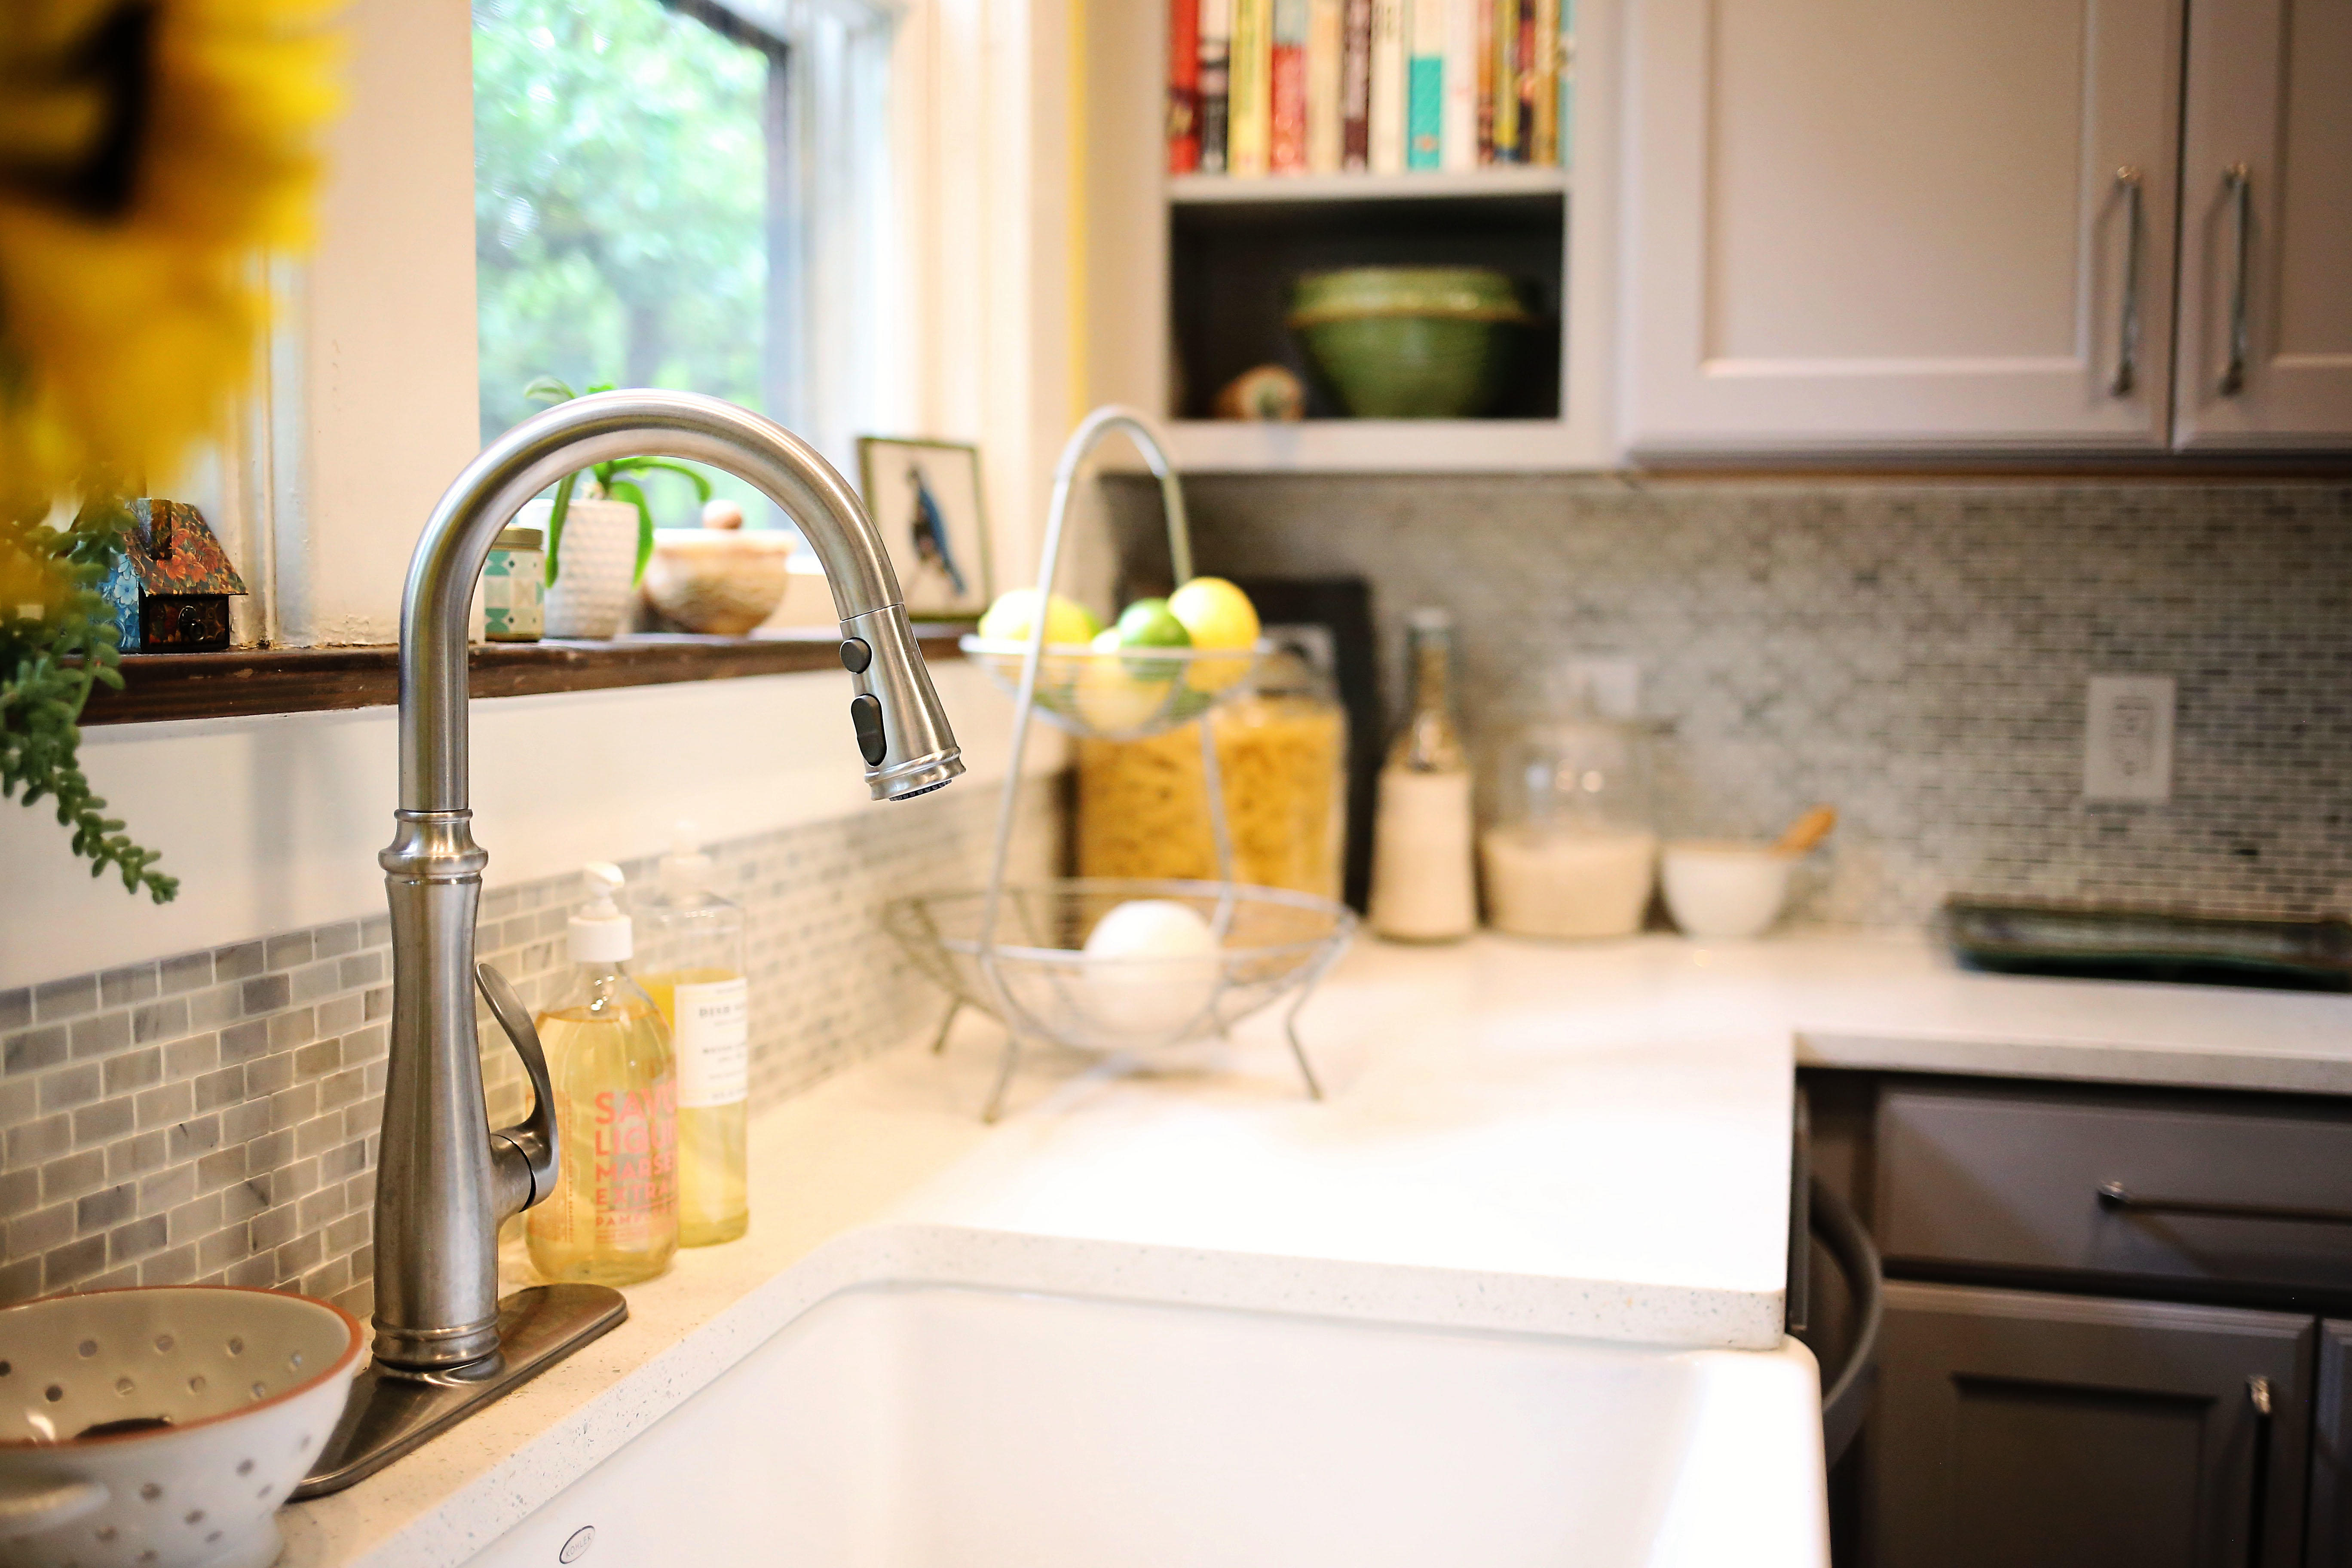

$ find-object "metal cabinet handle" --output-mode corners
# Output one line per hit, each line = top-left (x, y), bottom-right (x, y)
(2097, 1180), (2352, 1227)
(2245, 1374), (2278, 1568)
(2111, 167), (2144, 396)
(2219, 163), (2252, 396)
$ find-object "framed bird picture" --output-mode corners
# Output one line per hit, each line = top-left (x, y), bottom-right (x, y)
(855, 435), (993, 620)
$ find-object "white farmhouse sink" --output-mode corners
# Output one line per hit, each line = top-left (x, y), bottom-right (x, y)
(469, 1283), (1828, 1568)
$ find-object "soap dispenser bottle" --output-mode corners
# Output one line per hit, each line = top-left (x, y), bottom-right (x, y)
(526, 862), (679, 1285)
(637, 831), (750, 1246)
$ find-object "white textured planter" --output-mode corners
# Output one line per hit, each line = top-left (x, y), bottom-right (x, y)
(524, 496), (640, 640)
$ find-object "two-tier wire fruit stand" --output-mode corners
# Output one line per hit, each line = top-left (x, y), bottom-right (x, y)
(882, 406), (1356, 1121)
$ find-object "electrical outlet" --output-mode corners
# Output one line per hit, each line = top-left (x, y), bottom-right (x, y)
(2084, 675), (2174, 802)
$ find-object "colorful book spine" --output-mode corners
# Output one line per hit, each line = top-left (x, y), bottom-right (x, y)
(1307, 0), (1346, 172)
(1199, 0), (1233, 172)
(1229, 0), (1274, 175)
(1528, 0), (1559, 165)
(1270, 0), (1310, 172)
(1557, 0), (1575, 165)
(1491, 0), (1520, 161)
(1368, 0), (1407, 173)
(1406, 0), (1445, 168)
(1474, 0), (1495, 161)
(1168, 0), (1202, 173)
(1556, 24), (1574, 168)
(1439, 0), (1478, 170)
(1339, 0), (1374, 168)
(1516, 2), (1537, 160)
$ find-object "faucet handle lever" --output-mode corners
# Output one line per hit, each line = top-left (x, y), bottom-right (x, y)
(476, 962), (560, 1213)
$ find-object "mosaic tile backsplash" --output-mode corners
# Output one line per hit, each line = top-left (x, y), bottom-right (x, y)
(1109, 475), (2352, 927)
(0, 784), (1055, 1312)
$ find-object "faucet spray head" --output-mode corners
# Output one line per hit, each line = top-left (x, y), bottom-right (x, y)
(838, 602), (965, 801)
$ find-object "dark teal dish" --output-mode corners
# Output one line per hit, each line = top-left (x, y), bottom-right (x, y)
(1942, 899), (2352, 992)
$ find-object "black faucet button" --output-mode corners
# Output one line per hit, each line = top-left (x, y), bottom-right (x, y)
(850, 694), (888, 766)
(839, 637), (872, 674)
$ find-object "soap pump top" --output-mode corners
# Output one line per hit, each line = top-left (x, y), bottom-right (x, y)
(568, 861), (633, 964)
(656, 831), (714, 899)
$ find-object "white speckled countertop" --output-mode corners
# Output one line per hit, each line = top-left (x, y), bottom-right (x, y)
(282, 930), (2352, 1567)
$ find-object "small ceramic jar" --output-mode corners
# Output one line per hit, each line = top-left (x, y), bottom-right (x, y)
(483, 525), (545, 642)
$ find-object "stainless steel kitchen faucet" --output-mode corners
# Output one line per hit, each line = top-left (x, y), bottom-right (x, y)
(298, 390), (962, 1496)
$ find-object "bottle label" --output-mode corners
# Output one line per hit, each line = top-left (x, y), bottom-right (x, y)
(592, 1081), (677, 1247)
(671, 977), (750, 1108)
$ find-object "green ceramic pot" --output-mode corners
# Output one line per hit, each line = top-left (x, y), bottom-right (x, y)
(1286, 268), (1534, 419)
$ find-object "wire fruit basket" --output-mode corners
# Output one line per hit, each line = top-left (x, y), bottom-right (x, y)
(887, 407), (1355, 1120)
(882, 879), (1352, 1058)
(958, 637), (1270, 741)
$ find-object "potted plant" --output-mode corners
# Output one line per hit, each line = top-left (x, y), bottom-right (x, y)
(1, 500), (178, 902)
(522, 377), (713, 638)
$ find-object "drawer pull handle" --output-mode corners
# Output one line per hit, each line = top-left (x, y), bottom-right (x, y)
(2096, 1180), (2352, 1227)
(2110, 166), (2144, 397)
(2219, 163), (2253, 397)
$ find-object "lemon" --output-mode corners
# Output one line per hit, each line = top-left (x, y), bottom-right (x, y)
(1073, 629), (1173, 734)
(978, 588), (1100, 646)
(1166, 577), (1259, 693)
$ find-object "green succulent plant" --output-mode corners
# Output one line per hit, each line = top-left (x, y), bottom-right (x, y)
(523, 377), (714, 588)
(0, 499), (178, 903)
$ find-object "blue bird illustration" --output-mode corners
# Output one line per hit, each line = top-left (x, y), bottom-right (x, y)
(906, 462), (967, 598)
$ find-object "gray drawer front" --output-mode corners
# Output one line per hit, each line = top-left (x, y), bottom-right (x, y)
(1876, 1085), (2352, 1294)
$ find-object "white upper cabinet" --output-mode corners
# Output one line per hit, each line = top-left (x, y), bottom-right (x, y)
(2172, 0), (2352, 450)
(1622, 0), (2184, 456)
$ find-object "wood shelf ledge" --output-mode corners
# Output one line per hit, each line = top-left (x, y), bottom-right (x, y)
(78, 629), (971, 727)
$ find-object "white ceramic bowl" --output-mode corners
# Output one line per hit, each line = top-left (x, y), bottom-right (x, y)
(0, 1286), (364, 1568)
(641, 529), (796, 636)
(1660, 841), (1796, 940)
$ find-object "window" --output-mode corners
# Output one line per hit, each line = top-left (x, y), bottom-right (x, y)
(472, 0), (896, 524)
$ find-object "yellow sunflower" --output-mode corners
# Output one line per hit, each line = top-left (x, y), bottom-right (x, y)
(0, 0), (342, 514)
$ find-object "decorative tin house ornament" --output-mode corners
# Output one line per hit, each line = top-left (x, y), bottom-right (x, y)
(97, 499), (247, 652)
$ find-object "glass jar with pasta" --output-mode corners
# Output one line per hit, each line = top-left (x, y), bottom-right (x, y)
(1077, 646), (1347, 901)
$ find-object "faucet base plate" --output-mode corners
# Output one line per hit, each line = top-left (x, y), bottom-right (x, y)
(292, 1283), (628, 1500)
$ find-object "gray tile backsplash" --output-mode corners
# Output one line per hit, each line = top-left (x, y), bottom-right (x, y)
(0, 784), (1054, 1314)
(1109, 475), (2352, 928)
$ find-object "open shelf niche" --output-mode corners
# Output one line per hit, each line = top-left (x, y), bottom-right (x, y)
(1078, 0), (1620, 472)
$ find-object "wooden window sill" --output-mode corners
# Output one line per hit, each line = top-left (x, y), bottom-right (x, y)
(78, 629), (971, 726)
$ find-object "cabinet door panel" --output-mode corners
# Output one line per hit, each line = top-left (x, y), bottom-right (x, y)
(2311, 1321), (2352, 1567)
(1624, 0), (2180, 453)
(1869, 1281), (2310, 1568)
(2172, 0), (2352, 447)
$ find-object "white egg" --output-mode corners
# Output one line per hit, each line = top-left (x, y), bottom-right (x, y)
(1079, 899), (1222, 1042)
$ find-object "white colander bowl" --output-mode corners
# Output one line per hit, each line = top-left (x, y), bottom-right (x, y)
(0, 1286), (364, 1568)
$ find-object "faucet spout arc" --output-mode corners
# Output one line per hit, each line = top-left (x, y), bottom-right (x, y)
(398, 389), (908, 815)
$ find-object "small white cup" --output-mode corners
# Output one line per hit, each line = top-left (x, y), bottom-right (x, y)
(1661, 841), (1796, 940)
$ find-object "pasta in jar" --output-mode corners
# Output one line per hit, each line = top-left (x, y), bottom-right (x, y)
(1077, 650), (1347, 901)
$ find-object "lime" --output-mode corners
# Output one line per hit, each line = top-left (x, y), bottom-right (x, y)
(1114, 597), (1192, 649)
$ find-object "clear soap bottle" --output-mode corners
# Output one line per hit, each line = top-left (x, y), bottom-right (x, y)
(637, 833), (750, 1246)
(1369, 607), (1478, 941)
(526, 863), (679, 1285)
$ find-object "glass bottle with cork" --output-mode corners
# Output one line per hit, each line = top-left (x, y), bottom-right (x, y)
(637, 831), (750, 1246)
(1369, 606), (1476, 941)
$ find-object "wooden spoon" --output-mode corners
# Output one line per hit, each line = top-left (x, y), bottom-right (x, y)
(1774, 805), (1838, 857)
